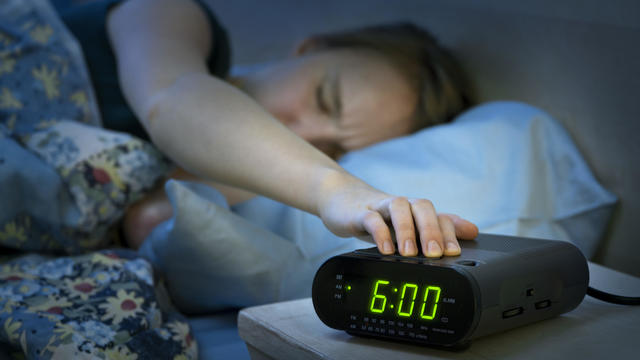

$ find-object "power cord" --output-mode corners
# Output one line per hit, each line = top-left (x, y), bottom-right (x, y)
(587, 286), (640, 305)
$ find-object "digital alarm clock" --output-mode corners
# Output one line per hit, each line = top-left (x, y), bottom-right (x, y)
(312, 233), (589, 348)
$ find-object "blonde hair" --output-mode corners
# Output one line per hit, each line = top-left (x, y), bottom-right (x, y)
(298, 23), (473, 131)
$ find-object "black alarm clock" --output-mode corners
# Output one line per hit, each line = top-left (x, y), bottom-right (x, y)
(312, 233), (589, 348)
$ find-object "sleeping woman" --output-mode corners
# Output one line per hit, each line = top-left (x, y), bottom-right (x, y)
(64, 0), (479, 257)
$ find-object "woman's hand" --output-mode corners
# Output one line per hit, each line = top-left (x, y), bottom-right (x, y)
(317, 174), (478, 257)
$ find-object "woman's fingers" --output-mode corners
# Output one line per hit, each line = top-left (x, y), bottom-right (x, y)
(438, 214), (461, 256)
(362, 210), (395, 255)
(409, 199), (443, 258)
(440, 213), (479, 240)
(388, 197), (418, 256)
(367, 198), (477, 258)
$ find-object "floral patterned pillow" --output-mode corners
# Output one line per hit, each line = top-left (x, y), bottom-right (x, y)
(0, 0), (171, 253)
(0, 121), (171, 253)
(0, 249), (197, 359)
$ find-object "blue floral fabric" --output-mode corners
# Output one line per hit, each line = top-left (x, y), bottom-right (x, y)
(0, 0), (171, 254)
(0, 121), (171, 253)
(0, 1), (196, 359)
(0, 250), (197, 359)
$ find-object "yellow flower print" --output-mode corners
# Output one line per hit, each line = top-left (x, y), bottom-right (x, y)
(0, 221), (27, 245)
(99, 204), (111, 216)
(91, 253), (124, 268)
(32, 64), (60, 99)
(64, 278), (99, 300)
(4, 317), (22, 342)
(49, 54), (69, 76)
(77, 235), (105, 249)
(168, 321), (194, 349)
(19, 329), (27, 355)
(87, 156), (125, 190)
(29, 24), (53, 44)
(0, 87), (22, 109)
(5, 114), (16, 131)
(0, 56), (16, 75)
(2, 300), (15, 314)
(0, 264), (34, 281)
(105, 345), (139, 360)
(99, 289), (145, 325)
(20, 20), (34, 32)
(52, 322), (74, 341)
(34, 119), (58, 130)
(70, 90), (89, 110)
(28, 296), (73, 315)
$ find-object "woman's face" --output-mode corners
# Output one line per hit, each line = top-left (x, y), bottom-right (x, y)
(232, 49), (418, 159)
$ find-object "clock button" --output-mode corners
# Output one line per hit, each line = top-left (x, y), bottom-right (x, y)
(502, 307), (524, 318)
(535, 300), (551, 309)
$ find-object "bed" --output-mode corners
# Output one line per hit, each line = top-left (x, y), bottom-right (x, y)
(189, 0), (639, 358)
(207, 0), (639, 277)
(1, 0), (638, 359)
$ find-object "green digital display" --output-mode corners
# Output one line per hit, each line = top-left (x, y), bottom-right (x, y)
(368, 279), (441, 320)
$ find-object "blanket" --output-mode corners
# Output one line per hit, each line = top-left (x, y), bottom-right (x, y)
(1, 1), (191, 359)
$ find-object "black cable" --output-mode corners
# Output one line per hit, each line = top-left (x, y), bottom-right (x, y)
(587, 286), (640, 305)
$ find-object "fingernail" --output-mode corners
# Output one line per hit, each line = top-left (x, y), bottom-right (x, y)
(404, 241), (416, 255)
(383, 242), (394, 254)
(427, 241), (442, 257)
(446, 242), (460, 253)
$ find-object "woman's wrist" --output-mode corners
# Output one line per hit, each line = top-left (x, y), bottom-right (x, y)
(312, 166), (379, 217)
(312, 167), (350, 215)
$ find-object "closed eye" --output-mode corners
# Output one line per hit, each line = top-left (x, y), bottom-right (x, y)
(315, 78), (330, 114)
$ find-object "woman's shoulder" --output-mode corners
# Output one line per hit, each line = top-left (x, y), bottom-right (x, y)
(106, 0), (231, 78)
(57, 0), (231, 138)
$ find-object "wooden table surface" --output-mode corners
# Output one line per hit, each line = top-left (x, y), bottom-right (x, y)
(238, 262), (640, 360)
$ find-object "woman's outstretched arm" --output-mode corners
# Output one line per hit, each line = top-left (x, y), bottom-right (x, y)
(107, 0), (477, 257)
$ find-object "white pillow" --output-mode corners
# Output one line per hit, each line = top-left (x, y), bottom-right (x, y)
(139, 180), (319, 314)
